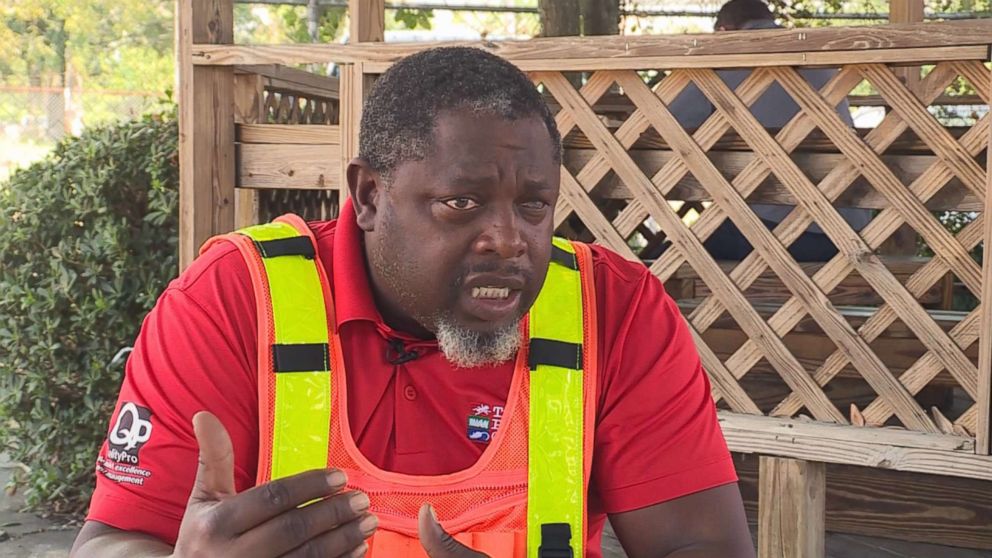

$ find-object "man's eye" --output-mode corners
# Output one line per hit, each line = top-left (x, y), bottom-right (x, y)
(522, 200), (549, 210)
(443, 198), (480, 210)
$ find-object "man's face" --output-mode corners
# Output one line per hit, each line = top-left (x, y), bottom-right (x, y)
(355, 110), (560, 350)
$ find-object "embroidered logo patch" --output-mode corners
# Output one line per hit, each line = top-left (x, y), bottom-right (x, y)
(466, 404), (505, 444)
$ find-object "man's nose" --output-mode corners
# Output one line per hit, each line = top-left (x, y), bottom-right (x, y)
(474, 211), (526, 259)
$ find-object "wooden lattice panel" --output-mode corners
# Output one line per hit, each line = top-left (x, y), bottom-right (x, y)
(538, 62), (989, 440)
(263, 88), (339, 125)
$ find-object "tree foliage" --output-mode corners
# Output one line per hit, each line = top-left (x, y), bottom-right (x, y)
(0, 107), (179, 515)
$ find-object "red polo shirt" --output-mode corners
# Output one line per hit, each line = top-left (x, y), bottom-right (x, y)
(86, 201), (736, 556)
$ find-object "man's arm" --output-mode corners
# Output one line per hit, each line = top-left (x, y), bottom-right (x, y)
(71, 412), (376, 558)
(609, 483), (755, 558)
(71, 521), (173, 557)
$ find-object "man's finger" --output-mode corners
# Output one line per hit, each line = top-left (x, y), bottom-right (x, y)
(236, 490), (373, 554)
(190, 411), (237, 502)
(418, 504), (488, 558)
(218, 468), (350, 533)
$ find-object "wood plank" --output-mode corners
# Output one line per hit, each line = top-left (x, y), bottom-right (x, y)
(980, 54), (992, 456)
(235, 64), (340, 99)
(569, 149), (984, 212)
(238, 143), (342, 190)
(690, 326), (763, 415)
(559, 171), (639, 261)
(721, 413), (992, 481)
(889, 0), (924, 97)
(193, 20), (992, 65)
(646, 67), (867, 288)
(548, 69), (846, 424)
(338, 63), (365, 205)
(178, 0), (236, 271)
(676, 63), (957, 325)
(734, 455), (992, 551)
(196, 43), (989, 72)
(699, 326), (976, 388)
(769, 122), (988, 416)
(765, 67), (982, 405)
(233, 73), (265, 124)
(235, 187), (259, 228)
(627, 67), (933, 430)
(862, 63), (986, 198)
(759, 457), (825, 558)
(237, 124), (340, 144)
(349, 0), (384, 43)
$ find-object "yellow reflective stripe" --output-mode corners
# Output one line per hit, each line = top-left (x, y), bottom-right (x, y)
(272, 371), (332, 478)
(238, 221), (331, 481)
(527, 237), (585, 558)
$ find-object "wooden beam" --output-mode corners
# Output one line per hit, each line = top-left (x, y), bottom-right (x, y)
(721, 412), (992, 480)
(349, 0), (384, 43)
(758, 457), (825, 558)
(979, 55), (992, 456)
(238, 143), (342, 190)
(235, 64), (340, 99)
(338, 63), (365, 206)
(192, 20), (992, 67)
(735, 455), (992, 551)
(889, 0), (924, 96)
(237, 123), (340, 144)
(178, 0), (236, 271)
(233, 73), (265, 229)
(569, 149), (984, 212)
(194, 43), (989, 72)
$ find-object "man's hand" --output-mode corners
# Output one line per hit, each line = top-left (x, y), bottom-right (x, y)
(417, 504), (489, 558)
(173, 411), (377, 557)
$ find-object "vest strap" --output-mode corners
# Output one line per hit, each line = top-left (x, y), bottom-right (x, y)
(538, 523), (573, 558)
(527, 236), (587, 558)
(255, 236), (316, 259)
(234, 218), (332, 482)
(273, 343), (329, 373)
(550, 244), (578, 270)
(528, 339), (582, 371)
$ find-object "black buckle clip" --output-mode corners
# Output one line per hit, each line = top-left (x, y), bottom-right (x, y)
(538, 523), (573, 558)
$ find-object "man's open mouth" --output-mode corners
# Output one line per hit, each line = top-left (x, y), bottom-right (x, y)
(472, 287), (511, 299)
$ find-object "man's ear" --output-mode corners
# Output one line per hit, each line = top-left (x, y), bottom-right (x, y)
(348, 158), (381, 232)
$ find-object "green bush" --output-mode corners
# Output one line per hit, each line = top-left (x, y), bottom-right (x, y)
(0, 107), (179, 516)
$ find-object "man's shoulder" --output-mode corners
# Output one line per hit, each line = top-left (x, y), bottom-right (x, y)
(582, 242), (653, 287)
(176, 219), (339, 295)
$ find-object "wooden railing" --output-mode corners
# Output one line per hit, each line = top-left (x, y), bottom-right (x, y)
(182, 17), (992, 478)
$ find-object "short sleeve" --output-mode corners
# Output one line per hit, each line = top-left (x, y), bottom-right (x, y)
(85, 244), (261, 545)
(590, 252), (737, 514)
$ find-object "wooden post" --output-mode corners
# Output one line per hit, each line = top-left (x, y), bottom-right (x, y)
(758, 457), (825, 558)
(889, 0), (924, 96)
(978, 56), (992, 456)
(233, 73), (265, 228)
(349, 0), (385, 43)
(341, 0), (383, 206)
(338, 63), (365, 207)
(177, 0), (236, 270)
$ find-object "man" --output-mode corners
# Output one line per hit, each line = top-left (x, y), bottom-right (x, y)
(72, 47), (754, 557)
(667, 0), (872, 262)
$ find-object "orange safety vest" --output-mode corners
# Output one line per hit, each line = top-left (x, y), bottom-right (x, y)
(203, 214), (599, 557)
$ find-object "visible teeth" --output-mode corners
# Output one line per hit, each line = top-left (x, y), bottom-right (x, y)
(472, 287), (510, 299)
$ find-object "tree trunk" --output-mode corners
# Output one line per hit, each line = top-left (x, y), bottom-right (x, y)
(538, 0), (580, 37)
(581, 0), (620, 36)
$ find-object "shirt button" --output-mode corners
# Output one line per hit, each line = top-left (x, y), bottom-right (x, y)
(404, 385), (417, 401)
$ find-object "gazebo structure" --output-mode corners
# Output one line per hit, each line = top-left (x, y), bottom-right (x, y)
(177, 1), (992, 555)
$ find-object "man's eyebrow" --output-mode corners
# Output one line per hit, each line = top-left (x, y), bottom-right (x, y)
(522, 179), (553, 190)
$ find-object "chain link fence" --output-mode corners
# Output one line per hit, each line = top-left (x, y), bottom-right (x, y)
(0, 85), (159, 182)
